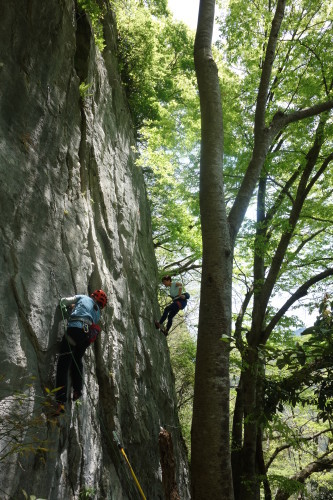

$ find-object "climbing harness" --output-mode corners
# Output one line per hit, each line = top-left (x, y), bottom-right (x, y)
(54, 280), (145, 499)
(68, 316), (92, 327)
(113, 431), (147, 500)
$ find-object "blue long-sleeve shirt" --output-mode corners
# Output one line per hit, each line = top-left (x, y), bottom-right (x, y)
(61, 295), (100, 328)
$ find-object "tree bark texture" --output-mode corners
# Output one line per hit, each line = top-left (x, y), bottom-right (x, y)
(231, 378), (244, 499)
(232, 86), (332, 500)
(192, 0), (234, 499)
(193, 0), (332, 498)
(159, 428), (180, 500)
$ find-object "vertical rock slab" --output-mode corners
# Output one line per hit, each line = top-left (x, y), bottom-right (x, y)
(0, 1), (190, 498)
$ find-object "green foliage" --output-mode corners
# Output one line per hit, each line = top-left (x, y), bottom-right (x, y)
(79, 486), (96, 499)
(168, 328), (196, 457)
(115, 0), (202, 274)
(0, 375), (58, 464)
(77, 0), (106, 51)
(264, 296), (333, 420)
(263, 404), (333, 499)
(116, 1), (195, 129)
(268, 474), (305, 496)
(113, 0), (333, 492)
(221, 4), (333, 494)
(79, 82), (93, 100)
(219, 0), (332, 113)
(259, 299), (333, 498)
(169, 329), (196, 409)
(218, 0), (333, 218)
(309, 480), (333, 499)
(141, 0), (168, 16)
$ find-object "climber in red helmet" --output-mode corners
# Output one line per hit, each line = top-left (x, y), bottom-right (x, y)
(54, 289), (108, 415)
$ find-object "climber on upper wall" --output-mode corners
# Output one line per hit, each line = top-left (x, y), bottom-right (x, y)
(154, 275), (189, 337)
(54, 289), (108, 415)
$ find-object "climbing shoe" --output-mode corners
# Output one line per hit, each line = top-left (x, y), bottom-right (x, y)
(73, 390), (82, 401)
(160, 327), (169, 337)
(154, 320), (160, 329)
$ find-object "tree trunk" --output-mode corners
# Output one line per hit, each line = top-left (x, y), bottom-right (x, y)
(159, 428), (180, 500)
(191, 0), (234, 498)
(231, 377), (244, 499)
(192, 0), (333, 497)
(239, 348), (260, 499)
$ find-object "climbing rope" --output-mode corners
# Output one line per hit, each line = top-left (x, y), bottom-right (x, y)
(113, 432), (147, 500)
(49, 270), (145, 498)
(56, 290), (143, 499)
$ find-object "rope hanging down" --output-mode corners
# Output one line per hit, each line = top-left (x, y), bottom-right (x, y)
(54, 282), (143, 498)
(113, 431), (147, 500)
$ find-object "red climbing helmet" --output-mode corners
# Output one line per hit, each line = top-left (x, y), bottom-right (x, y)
(91, 289), (108, 309)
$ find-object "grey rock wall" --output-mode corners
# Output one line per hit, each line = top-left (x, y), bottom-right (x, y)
(0, 1), (190, 498)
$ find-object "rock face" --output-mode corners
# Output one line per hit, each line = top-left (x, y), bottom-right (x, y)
(0, 1), (190, 498)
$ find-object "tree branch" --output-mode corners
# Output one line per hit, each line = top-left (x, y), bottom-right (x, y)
(274, 452), (333, 500)
(269, 100), (333, 137)
(305, 150), (333, 195)
(262, 267), (333, 342)
(164, 262), (202, 276)
(234, 285), (253, 352)
(228, 0), (287, 242)
(254, 115), (329, 335)
(266, 429), (333, 471)
(291, 228), (326, 257)
(163, 254), (198, 271)
(256, 0), (287, 133)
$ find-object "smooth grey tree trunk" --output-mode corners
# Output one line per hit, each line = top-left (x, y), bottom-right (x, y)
(192, 0), (333, 498)
(191, 0), (234, 498)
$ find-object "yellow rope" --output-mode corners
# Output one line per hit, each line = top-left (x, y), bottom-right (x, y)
(56, 292), (145, 499)
(120, 448), (147, 500)
(113, 432), (147, 500)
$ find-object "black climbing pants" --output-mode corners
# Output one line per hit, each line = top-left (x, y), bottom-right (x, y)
(55, 327), (89, 403)
(159, 299), (187, 332)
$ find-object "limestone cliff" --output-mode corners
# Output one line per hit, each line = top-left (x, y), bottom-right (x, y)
(0, 1), (190, 498)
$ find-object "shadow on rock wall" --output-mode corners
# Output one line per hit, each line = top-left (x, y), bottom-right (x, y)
(0, 1), (190, 498)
